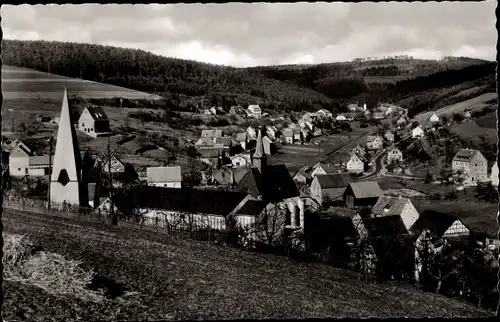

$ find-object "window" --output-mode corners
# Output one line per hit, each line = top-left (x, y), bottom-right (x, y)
(236, 162), (240, 166)
(18, 168), (21, 171)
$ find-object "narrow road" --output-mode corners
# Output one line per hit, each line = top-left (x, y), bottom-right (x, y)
(360, 151), (386, 180)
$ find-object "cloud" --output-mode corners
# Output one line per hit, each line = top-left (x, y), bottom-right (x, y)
(1, 2), (496, 67)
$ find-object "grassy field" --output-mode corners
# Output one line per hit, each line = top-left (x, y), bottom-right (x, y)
(2, 65), (162, 100)
(450, 117), (497, 145)
(475, 112), (497, 129)
(413, 92), (497, 124)
(2, 209), (493, 320)
(363, 76), (412, 84)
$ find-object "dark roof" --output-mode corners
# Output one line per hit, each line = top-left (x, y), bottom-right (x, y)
(88, 183), (97, 203)
(345, 181), (383, 199)
(372, 196), (411, 217)
(316, 162), (340, 174)
(236, 164), (299, 203)
(215, 137), (232, 147)
(315, 173), (358, 189)
(453, 149), (478, 162)
(362, 215), (408, 238)
(318, 213), (358, 239)
(324, 207), (358, 219)
(198, 147), (224, 158)
(294, 169), (312, 180)
(117, 186), (247, 216)
(86, 106), (109, 120)
(409, 210), (457, 237)
(235, 199), (266, 216)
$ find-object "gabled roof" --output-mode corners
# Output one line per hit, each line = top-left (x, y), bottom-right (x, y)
(236, 165), (299, 203)
(195, 138), (214, 146)
(372, 196), (411, 218)
(362, 215), (408, 238)
(453, 149), (479, 162)
(147, 166), (182, 183)
(85, 106), (109, 120)
(29, 155), (52, 166)
(367, 135), (383, 142)
(410, 210), (458, 237)
(325, 206), (358, 219)
(294, 169), (312, 180)
(315, 162), (340, 174)
(215, 137), (232, 147)
(201, 129), (223, 138)
(235, 199), (266, 216)
(235, 132), (247, 142)
(315, 173), (358, 189)
(345, 181), (383, 199)
(198, 147), (224, 158)
(283, 129), (294, 137)
(11, 141), (32, 156)
(350, 152), (367, 163)
(116, 186), (247, 216)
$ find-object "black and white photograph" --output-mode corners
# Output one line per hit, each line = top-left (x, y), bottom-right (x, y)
(1, 1), (499, 320)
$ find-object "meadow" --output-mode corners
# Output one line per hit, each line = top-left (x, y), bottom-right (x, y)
(451, 116), (497, 145)
(2, 208), (493, 320)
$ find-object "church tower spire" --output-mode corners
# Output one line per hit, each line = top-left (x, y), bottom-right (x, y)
(50, 88), (85, 207)
(252, 127), (267, 174)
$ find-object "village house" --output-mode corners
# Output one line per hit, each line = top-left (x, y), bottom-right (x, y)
(310, 173), (358, 205)
(209, 106), (218, 115)
(247, 126), (257, 141)
(215, 137), (232, 155)
(229, 105), (246, 116)
(9, 141), (53, 177)
(262, 136), (274, 155)
(491, 162), (498, 186)
(384, 130), (395, 143)
(311, 162), (340, 178)
(266, 125), (279, 141)
(397, 116), (407, 128)
(387, 147), (403, 164)
(336, 114), (347, 122)
(293, 169), (312, 185)
(366, 135), (384, 151)
(343, 181), (383, 209)
(346, 152), (367, 174)
(231, 153), (252, 168)
(298, 119), (307, 129)
(372, 112), (385, 120)
(100, 155), (126, 174)
(301, 128), (311, 142)
(464, 111), (472, 121)
(429, 113), (440, 123)
(78, 105), (111, 138)
(247, 104), (262, 118)
(194, 137), (215, 148)
(315, 109), (333, 119)
(302, 112), (315, 123)
(201, 129), (223, 140)
(313, 128), (323, 137)
(282, 129), (294, 144)
(452, 149), (488, 186)
(198, 146), (225, 167)
(235, 132), (248, 150)
(292, 128), (302, 142)
(371, 196), (420, 232)
(304, 120), (314, 132)
(146, 166), (182, 188)
(411, 125), (424, 139)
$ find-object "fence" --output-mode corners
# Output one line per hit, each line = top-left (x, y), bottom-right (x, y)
(2, 193), (231, 243)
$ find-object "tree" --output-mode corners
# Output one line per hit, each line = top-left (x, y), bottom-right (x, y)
(452, 112), (465, 124)
(424, 170), (433, 184)
(475, 182), (499, 203)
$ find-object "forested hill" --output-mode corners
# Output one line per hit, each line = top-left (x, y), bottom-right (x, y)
(2, 39), (496, 115)
(1, 39), (336, 113)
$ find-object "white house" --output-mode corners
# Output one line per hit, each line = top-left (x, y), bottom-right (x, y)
(491, 162), (498, 186)
(266, 125), (279, 141)
(387, 148), (403, 163)
(292, 128), (302, 142)
(236, 132), (248, 150)
(316, 109), (332, 119)
(146, 166), (182, 188)
(384, 130), (395, 142)
(336, 115), (347, 122)
(346, 153), (366, 174)
(9, 141), (52, 177)
(246, 126), (257, 141)
(311, 162), (340, 178)
(101, 155), (126, 174)
(282, 129), (294, 144)
(201, 129), (223, 140)
(412, 126), (424, 139)
(452, 149), (488, 186)
(247, 105), (262, 118)
(464, 111), (472, 121)
(366, 135), (384, 151)
(78, 106), (110, 138)
(231, 154), (252, 168)
(372, 196), (420, 232)
(429, 113), (440, 123)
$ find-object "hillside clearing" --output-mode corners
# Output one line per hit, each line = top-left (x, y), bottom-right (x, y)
(2, 209), (492, 320)
(413, 92), (497, 124)
(450, 118), (497, 145)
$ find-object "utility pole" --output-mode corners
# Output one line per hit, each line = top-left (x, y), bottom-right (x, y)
(47, 133), (53, 210)
(108, 135), (117, 225)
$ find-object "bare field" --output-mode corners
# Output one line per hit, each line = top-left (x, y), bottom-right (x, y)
(413, 92), (497, 124)
(2, 65), (162, 100)
(2, 209), (492, 320)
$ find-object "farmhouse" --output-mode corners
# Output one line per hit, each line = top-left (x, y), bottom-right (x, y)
(310, 173), (358, 205)
(371, 196), (420, 231)
(464, 111), (472, 121)
(429, 113), (440, 123)
(452, 149), (488, 186)
(372, 112), (385, 120)
(387, 148), (403, 164)
(311, 162), (340, 177)
(366, 135), (384, 151)
(346, 152), (366, 174)
(78, 105), (110, 138)
(247, 126), (257, 140)
(247, 104), (262, 118)
(266, 125), (279, 141)
(491, 162), (498, 186)
(336, 114), (347, 122)
(282, 129), (294, 144)
(146, 166), (182, 188)
(411, 126), (424, 139)
(195, 137), (215, 148)
(8, 141), (53, 177)
(198, 146), (225, 167)
(231, 154), (252, 168)
(292, 128), (302, 141)
(100, 155), (126, 174)
(343, 181), (383, 209)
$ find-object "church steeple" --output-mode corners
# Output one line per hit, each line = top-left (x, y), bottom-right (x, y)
(252, 127), (267, 173)
(50, 88), (86, 207)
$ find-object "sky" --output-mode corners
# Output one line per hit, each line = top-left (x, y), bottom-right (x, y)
(1, 2), (496, 67)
